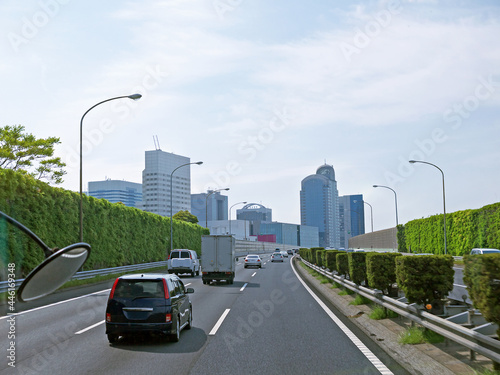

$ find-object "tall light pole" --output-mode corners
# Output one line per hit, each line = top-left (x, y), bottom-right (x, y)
(205, 188), (230, 228)
(409, 160), (447, 254)
(364, 201), (374, 232)
(229, 201), (247, 236)
(170, 161), (203, 252)
(373, 185), (399, 227)
(79, 94), (142, 242)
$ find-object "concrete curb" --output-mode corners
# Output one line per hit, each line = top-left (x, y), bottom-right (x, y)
(292, 257), (478, 375)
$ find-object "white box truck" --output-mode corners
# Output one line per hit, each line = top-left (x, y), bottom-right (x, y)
(201, 235), (236, 285)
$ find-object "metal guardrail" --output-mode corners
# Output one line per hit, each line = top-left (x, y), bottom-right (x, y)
(299, 257), (500, 364)
(0, 261), (169, 294)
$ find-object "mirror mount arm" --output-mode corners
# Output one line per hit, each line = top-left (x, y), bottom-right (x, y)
(0, 211), (53, 257)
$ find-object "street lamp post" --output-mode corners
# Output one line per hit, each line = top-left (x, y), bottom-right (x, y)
(205, 188), (230, 228)
(409, 160), (447, 254)
(373, 185), (399, 227)
(79, 94), (142, 242)
(170, 161), (203, 253)
(353, 199), (373, 233)
(229, 201), (247, 236)
(364, 201), (374, 232)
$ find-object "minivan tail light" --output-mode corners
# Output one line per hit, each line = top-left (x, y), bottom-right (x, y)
(106, 313), (111, 322)
(166, 313), (172, 323)
(109, 278), (120, 299)
(163, 279), (170, 299)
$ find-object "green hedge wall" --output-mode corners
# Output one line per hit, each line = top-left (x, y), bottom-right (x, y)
(463, 254), (500, 338)
(395, 255), (454, 306)
(399, 202), (500, 255)
(0, 169), (209, 278)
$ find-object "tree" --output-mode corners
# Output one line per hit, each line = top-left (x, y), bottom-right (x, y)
(0, 125), (66, 184)
(173, 210), (199, 224)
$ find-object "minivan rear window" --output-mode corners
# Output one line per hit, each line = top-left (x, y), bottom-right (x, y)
(113, 279), (165, 298)
(170, 251), (190, 258)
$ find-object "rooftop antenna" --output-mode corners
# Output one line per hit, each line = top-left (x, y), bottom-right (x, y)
(153, 135), (162, 151)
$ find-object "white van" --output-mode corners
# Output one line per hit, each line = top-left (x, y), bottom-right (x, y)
(168, 249), (200, 277)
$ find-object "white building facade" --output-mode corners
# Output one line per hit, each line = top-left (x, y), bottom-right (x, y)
(142, 150), (192, 217)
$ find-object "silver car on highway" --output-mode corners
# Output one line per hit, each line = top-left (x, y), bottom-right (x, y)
(271, 252), (284, 262)
(244, 254), (262, 268)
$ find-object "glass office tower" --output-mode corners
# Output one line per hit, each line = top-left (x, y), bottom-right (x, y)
(300, 164), (340, 248)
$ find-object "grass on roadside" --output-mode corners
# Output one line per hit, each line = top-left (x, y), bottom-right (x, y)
(398, 326), (444, 345)
(369, 306), (399, 320)
(338, 288), (355, 296)
(331, 282), (341, 289)
(350, 294), (372, 306)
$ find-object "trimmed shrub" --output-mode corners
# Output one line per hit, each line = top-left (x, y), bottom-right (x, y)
(348, 252), (367, 285)
(366, 252), (402, 295)
(395, 255), (454, 307)
(463, 254), (500, 339)
(316, 249), (326, 267)
(310, 247), (324, 265)
(324, 250), (340, 272)
(336, 252), (349, 278)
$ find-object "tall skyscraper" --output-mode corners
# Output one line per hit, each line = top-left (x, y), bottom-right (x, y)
(142, 150), (192, 217)
(88, 179), (142, 208)
(191, 190), (228, 226)
(300, 164), (340, 248)
(339, 194), (365, 248)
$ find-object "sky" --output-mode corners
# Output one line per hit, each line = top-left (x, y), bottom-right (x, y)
(2, 0), (500, 231)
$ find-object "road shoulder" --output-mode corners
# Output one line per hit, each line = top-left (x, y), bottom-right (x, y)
(292, 257), (478, 375)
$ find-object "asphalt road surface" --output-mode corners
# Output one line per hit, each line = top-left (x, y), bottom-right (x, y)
(1, 255), (409, 375)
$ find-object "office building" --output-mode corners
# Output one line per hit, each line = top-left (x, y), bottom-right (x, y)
(236, 203), (272, 236)
(300, 164), (340, 248)
(259, 222), (319, 248)
(88, 179), (142, 208)
(142, 150), (192, 217)
(339, 194), (365, 249)
(191, 190), (229, 226)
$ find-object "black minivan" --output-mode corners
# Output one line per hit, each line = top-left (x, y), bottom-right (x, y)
(105, 273), (194, 343)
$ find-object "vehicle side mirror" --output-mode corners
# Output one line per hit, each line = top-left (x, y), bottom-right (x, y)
(186, 288), (194, 294)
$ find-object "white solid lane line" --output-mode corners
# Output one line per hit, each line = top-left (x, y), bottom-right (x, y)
(75, 320), (105, 335)
(240, 283), (248, 292)
(209, 308), (231, 336)
(291, 261), (394, 375)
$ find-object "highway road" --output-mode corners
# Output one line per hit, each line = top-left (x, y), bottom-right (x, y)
(1, 255), (409, 375)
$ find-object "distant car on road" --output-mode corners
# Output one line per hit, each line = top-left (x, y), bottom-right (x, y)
(281, 250), (288, 258)
(168, 249), (200, 277)
(469, 248), (500, 255)
(105, 273), (194, 343)
(271, 252), (284, 262)
(287, 249), (293, 255)
(244, 254), (262, 268)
